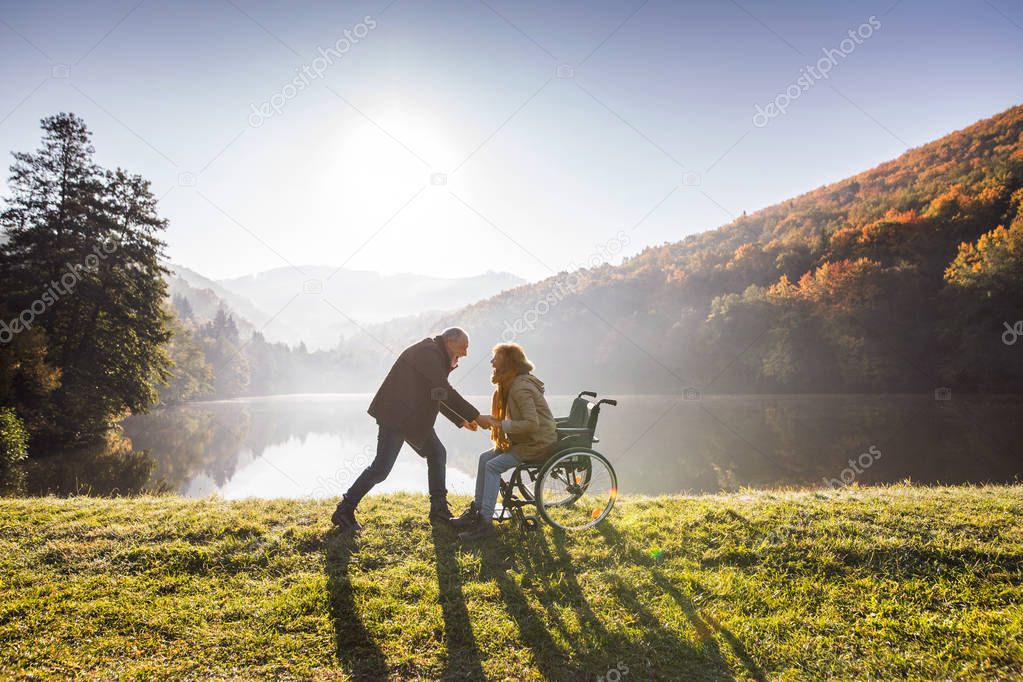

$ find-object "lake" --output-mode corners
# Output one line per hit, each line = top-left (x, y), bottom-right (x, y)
(106, 393), (1023, 499)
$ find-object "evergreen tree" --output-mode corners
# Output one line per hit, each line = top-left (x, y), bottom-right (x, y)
(159, 309), (214, 404)
(172, 293), (194, 321)
(199, 308), (249, 398)
(0, 113), (172, 446)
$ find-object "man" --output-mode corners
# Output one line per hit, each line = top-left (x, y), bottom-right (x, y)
(331, 327), (482, 531)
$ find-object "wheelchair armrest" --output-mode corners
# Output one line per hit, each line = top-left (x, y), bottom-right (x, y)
(551, 428), (594, 453)
(555, 427), (592, 438)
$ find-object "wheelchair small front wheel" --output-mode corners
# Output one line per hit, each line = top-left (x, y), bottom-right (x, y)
(535, 449), (618, 531)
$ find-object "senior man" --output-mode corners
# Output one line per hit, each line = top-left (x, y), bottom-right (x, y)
(332, 327), (482, 531)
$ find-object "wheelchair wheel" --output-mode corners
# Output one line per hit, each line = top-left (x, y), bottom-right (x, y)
(535, 448), (617, 531)
(513, 465), (541, 502)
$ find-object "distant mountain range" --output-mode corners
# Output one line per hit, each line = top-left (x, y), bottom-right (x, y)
(167, 104), (1023, 394)
(166, 264), (525, 349)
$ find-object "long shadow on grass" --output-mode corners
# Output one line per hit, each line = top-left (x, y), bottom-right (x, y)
(596, 523), (767, 682)
(431, 526), (487, 680)
(323, 529), (388, 680)
(473, 527), (735, 681)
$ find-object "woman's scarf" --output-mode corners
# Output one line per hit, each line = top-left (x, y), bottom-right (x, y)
(490, 369), (518, 451)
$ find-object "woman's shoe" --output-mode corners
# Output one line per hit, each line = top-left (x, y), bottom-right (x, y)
(458, 519), (497, 542)
(450, 502), (480, 530)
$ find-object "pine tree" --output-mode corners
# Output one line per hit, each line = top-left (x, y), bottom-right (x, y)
(199, 308), (249, 398)
(0, 113), (172, 446)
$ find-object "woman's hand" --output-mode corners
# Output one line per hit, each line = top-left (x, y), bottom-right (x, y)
(475, 414), (496, 429)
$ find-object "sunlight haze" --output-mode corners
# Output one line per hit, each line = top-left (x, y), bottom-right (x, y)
(2, 0), (1021, 280)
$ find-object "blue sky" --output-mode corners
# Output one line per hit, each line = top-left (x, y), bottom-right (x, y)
(1, 0), (1022, 281)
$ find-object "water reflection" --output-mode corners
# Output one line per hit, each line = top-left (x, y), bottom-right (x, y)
(107, 394), (1023, 498)
(15, 431), (162, 496)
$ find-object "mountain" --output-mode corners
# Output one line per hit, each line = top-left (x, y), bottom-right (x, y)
(165, 264), (264, 337)
(428, 104), (1023, 394)
(212, 266), (526, 349)
(161, 105), (1023, 396)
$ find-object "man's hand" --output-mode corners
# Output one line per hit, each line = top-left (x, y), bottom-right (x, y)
(475, 414), (497, 429)
(463, 419), (479, 431)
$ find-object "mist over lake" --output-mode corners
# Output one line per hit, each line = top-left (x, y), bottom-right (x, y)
(116, 393), (1023, 498)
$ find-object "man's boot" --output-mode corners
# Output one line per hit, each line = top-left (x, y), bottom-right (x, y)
(429, 497), (453, 526)
(331, 495), (363, 532)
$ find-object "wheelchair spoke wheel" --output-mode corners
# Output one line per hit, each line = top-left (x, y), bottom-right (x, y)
(536, 449), (617, 530)
(514, 466), (540, 502)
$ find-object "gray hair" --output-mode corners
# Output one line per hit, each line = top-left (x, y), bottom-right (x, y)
(440, 327), (469, 343)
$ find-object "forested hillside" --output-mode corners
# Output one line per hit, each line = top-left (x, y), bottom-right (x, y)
(7, 104), (1021, 464)
(441, 104), (1023, 393)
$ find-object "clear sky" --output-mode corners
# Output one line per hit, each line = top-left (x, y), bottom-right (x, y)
(1, 0), (1022, 282)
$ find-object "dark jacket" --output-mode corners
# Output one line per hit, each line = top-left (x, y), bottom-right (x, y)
(367, 336), (480, 448)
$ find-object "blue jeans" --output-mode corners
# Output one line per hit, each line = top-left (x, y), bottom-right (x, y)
(474, 448), (522, 522)
(345, 424), (447, 506)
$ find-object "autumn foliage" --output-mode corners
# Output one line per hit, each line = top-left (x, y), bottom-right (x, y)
(447, 104), (1023, 392)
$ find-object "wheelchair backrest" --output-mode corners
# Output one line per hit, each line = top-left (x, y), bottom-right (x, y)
(550, 392), (617, 456)
(563, 395), (590, 428)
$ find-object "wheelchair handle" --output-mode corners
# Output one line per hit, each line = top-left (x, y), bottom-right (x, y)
(578, 390), (597, 399)
(597, 399), (617, 407)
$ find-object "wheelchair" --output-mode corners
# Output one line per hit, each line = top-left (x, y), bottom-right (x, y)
(494, 391), (619, 531)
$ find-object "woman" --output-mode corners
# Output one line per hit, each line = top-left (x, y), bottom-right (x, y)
(453, 342), (557, 542)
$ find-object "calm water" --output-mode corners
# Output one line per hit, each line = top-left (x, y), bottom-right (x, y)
(105, 393), (1023, 499)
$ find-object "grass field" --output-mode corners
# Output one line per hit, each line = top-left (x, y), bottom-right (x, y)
(1, 485), (1021, 680)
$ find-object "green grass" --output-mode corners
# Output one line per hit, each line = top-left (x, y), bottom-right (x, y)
(1, 486), (1021, 680)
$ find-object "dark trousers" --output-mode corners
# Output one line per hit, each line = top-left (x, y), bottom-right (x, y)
(345, 424), (447, 507)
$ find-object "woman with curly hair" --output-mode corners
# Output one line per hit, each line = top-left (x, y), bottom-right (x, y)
(453, 342), (557, 542)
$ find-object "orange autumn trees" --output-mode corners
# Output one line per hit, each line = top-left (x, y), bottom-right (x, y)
(442, 104), (1023, 393)
(945, 189), (1023, 293)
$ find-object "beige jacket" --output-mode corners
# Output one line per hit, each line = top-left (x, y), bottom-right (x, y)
(494, 374), (557, 462)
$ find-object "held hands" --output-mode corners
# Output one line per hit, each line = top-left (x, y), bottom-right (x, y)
(463, 415), (501, 431)
(474, 414), (498, 430)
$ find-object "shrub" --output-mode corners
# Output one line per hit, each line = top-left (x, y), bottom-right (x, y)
(0, 407), (29, 468)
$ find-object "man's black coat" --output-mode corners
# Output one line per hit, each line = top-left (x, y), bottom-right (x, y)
(367, 336), (481, 448)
